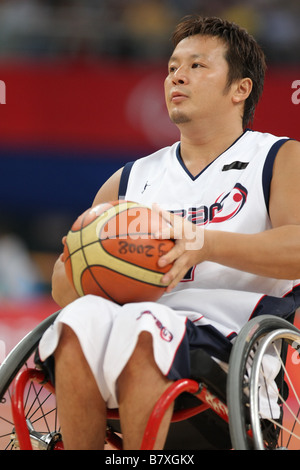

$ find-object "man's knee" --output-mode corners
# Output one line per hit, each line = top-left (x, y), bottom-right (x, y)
(135, 331), (153, 351)
(131, 331), (153, 359)
(121, 331), (157, 379)
(54, 324), (98, 392)
(54, 324), (82, 364)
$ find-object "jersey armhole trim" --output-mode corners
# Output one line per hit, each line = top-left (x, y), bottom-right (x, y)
(118, 161), (135, 199)
(262, 138), (290, 214)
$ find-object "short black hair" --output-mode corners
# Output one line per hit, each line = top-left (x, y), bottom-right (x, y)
(172, 15), (266, 128)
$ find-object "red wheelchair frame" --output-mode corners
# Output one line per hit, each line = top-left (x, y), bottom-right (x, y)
(8, 312), (300, 450)
(11, 367), (229, 450)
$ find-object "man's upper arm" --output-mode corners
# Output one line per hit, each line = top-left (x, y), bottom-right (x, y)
(269, 140), (300, 228)
(92, 167), (123, 207)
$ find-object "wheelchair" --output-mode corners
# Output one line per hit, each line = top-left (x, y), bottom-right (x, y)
(1, 309), (300, 450)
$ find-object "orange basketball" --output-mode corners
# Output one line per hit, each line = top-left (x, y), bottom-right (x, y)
(63, 201), (174, 304)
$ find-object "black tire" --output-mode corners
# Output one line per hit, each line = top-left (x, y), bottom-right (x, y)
(0, 311), (60, 400)
(227, 314), (300, 450)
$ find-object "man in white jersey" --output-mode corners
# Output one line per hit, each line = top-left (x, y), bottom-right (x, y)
(39, 16), (300, 449)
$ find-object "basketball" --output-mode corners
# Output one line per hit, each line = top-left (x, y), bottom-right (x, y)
(63, 200), (175, 304)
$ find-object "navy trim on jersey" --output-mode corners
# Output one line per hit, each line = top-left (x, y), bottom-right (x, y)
(262, 138), (290, 213)
(118, 161), (135, 199)
(176, 130), (249, 181)
(167, 318), (233, 382)
(250, 284), (300, 321)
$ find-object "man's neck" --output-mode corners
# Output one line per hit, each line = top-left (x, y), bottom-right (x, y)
(178, 123), (245, 177)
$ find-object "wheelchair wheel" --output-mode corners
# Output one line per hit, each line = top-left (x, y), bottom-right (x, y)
(227, 314), (300, 450)
(0, 311), (60, 450)
(249, 327), (300, 449)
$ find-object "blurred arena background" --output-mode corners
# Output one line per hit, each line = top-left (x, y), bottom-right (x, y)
(0, 0), (299, 353)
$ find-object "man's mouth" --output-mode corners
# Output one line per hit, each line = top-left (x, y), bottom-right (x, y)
(171, 91), (188, 102)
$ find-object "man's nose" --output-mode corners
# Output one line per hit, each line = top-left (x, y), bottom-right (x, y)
(172, 67), (189, 85)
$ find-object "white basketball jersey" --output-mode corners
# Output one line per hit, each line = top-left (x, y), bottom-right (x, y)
(119, 130), (300, 338)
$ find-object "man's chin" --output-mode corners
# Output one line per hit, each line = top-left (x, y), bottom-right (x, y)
(170, 113), (191, 125)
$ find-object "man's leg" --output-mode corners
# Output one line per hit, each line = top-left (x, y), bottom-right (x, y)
(54, 325), (107, 450)
(54, 327), (173, 450)
(117, 331), (174, 450)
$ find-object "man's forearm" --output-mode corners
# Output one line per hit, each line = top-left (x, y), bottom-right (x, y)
(208, 225), (300, 280)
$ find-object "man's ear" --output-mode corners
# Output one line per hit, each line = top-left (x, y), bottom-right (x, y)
(232, 77), (253, 104)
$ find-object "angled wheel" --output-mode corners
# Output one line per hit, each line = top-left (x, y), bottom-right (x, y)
(0, 311), (60, 450)
(227, 314), (300, 450)
(249, 327), (300, 449)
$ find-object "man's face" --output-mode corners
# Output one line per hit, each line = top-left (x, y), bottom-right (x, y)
(164, 35), (232, 126)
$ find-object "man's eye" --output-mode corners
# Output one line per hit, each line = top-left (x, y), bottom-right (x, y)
(169, 66), (177, 73)
(192, 63), (202, 68)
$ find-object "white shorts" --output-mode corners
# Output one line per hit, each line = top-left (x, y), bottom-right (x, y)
(39, 295), (189, 408)
(38, 294), (282, 418)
